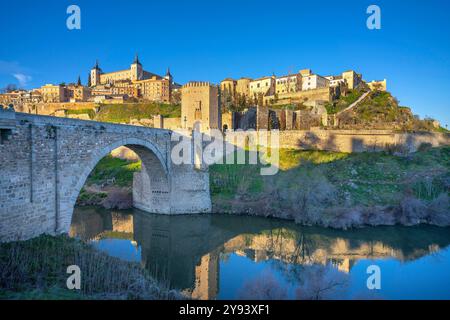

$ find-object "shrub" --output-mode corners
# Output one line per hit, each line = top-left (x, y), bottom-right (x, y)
(329, 208), (364, 229)
(295, 264), (349, 300)
(237, 271), (288, 300)
(398, 195), (427, 225)
(418, 142), (433, 153)
(428, 193), (450, 226)
(286, 167), (338, 224)
(102, 189), (132, 210)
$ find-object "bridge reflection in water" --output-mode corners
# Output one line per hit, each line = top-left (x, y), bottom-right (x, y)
(70, 207), (450, 300)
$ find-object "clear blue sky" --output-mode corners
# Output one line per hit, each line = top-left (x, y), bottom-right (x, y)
(0, 0), (449, 127)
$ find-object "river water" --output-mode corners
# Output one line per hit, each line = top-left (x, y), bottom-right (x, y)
(70, 206), (450, 300)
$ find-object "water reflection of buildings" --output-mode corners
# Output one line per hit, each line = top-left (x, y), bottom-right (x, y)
(70, 209), (134, 241)
(70, 207), (450, 300)
(224, 235), (398, 273)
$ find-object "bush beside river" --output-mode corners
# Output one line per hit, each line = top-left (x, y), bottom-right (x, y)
(0, 235), (181, 300)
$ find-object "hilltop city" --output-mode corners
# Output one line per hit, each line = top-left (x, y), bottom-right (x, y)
(0, 54), (443, 133)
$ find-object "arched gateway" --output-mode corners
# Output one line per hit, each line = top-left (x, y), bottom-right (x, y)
(0, 110), (211, 242)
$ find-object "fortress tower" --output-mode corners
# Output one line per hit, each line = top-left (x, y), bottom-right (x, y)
(181, 81), (220, 132)
(130, 54), (143, 81)
(90, 60), (102, 87)
(164, 67), (173, 83)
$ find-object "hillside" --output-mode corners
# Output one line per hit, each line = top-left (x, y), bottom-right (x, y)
(95, 103), (181, 123)
(210, 146), (450, 228)
(328, 89), (445, 131)
(325, 88), (368, 114)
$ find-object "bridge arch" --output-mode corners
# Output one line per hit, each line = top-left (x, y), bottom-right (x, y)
(59, 137), (171, 234)
(0, 112), (212, 242)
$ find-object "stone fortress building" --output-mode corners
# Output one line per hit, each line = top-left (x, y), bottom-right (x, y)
(90, 54), (162, 86)
(0, 55), (180, 109)
(90, 54), (178, 103)
(181, 82), (220, 132)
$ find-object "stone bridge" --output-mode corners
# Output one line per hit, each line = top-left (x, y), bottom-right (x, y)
(0, 110), (211, 241)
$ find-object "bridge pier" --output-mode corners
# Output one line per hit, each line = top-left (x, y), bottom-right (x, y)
(0, 110), (211, 242)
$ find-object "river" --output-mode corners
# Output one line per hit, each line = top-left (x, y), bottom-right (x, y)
(70, 206), (450, 300)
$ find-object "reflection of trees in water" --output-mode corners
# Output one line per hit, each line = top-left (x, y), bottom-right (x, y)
(294, 264), (349, 300)
(236, 264), (350, 300)
(259, 228), (314, 265)
(237, 270), (288, 300)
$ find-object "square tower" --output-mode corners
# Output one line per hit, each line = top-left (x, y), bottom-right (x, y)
(181, 82), (220, 132)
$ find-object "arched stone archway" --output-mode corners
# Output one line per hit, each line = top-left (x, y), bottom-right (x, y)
(58, 138), (170, 234)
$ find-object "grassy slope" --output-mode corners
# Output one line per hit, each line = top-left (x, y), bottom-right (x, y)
(95, 103), (181, 123)
(210, 147), (449, 223)
(86, 155), (141, 187)
(66, 108), (96, 119)
(329, 90), (445, 131)
(325, 89), (366, 114)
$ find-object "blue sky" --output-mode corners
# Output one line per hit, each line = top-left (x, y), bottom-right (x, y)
(0, 0), (449, 127)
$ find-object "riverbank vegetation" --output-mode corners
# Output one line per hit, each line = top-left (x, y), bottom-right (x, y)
(210, 146), (450, 228)
(0, 235), (180, 300)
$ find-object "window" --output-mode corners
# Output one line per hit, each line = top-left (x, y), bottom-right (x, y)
(0, 128), (12, 144)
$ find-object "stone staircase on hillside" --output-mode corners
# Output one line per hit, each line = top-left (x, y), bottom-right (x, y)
(336, 90), (371, 117)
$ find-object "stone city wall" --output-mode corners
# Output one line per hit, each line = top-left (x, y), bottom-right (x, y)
(275, 129), (450, 153)
(224, 129), (450, 153)
(16, 102), (99, 115)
